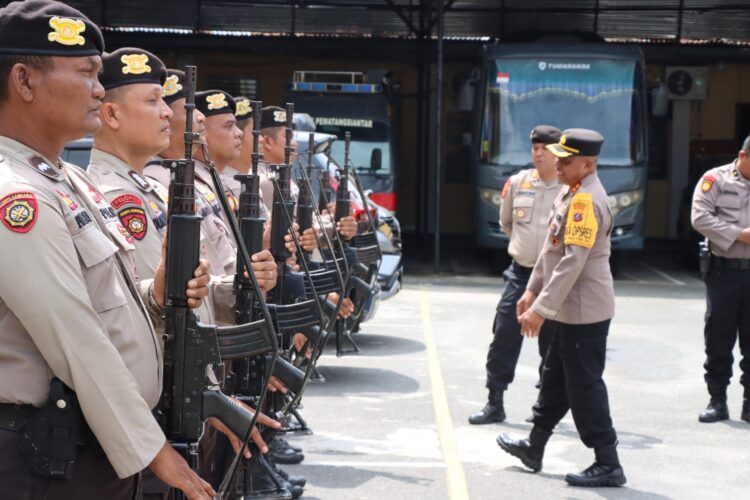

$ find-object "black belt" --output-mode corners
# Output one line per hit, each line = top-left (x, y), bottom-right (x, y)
(511, 260), (534, 274)
(711, 256), (750, 270)
(0, 403), (96, 446)
(0, 403), (38, 431)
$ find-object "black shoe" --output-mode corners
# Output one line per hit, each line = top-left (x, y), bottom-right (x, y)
(268, 457), (307, 487)
(524, 415), (534, 423)
(277, 437), (303, 453)
(698, 400), (729, 423)
(496, 427), (551, 472)
(469, 389), (506, 425)
(741, 399), (750, 423)
(243, 470), (293, 500)
(269, 437), (305, 465)
(565, 463), (627, 487)
(565, 443), (626, 488)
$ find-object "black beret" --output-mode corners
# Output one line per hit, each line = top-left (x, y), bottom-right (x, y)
(234, 96), (252, 120)
(547, 128), (604, 158)
(261, 106), (288, 129)
(529, 125), (561, 145)
(195, 90), (236, 117)
(162, 69), (186, 105)
(100, 47), (166, 91)
(0, 0), (104, 57)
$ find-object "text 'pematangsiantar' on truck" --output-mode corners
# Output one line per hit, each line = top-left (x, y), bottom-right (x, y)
(284, 70), (399, 212)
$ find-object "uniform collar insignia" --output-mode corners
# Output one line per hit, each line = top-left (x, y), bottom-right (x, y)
(28, 155), (62, 180)
(48, 17), (86, 47)
(128, 170), (152, 192)
(570, 182), (582, 194)
(530, 169), (539, 180)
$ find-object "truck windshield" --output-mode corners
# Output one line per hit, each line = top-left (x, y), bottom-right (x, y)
(481, 57), (644, 167)
(317, 120), (391, 175)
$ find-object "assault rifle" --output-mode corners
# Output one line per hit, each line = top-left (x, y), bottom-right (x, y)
(160, 66), (278, 499)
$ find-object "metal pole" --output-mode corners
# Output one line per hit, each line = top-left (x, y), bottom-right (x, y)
(433, 0), (443, 274)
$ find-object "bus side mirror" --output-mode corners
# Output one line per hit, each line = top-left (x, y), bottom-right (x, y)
(370, 148), (382, 171)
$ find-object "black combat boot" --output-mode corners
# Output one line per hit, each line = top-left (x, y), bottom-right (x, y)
(496, 427), (551, 472)
(699, 399), (729, 423)
(741, 399), (750, 423)
(269, 436), (305, 465)
(469, 389), (506, 425)
(565, 442), (626, 487)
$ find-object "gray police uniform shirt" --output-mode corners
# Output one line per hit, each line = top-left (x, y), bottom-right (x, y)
(499, 168), (561, 268)
(88, 149), (215, 328)
(223, 165), (270, 220)
(145, 158), (236, 324)
(87, 149), (168, 282)
(527, 172), (615, 324)
(691, 161), (750, 259)
(0, 136), (165, 478)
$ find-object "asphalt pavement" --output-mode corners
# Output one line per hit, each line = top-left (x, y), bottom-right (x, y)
(282, 254), (750, 500)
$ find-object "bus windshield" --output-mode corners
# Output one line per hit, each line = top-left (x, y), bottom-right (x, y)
(317, 120), (391, 175)
(481, 57), (644, 167)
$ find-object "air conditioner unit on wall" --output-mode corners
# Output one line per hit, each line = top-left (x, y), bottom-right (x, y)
(665, 67), (708, 100)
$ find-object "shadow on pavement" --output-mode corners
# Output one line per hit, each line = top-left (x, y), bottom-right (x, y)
(309, 365), (421, 395)
(321, 333), (426, 357)
(297, 464), (436, 489)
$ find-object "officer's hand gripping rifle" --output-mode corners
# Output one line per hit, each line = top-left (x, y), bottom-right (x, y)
(160, 67), (279, 499)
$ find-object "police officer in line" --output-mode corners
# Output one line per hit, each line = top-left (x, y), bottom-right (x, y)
(691, 135), (750, 424)
(0, 2), (215, 498)
(257, 105), (358, 245)
(222, 97), (269, 217)
(86, 48), (282, 499)
(469, 125), (561, 425)
(498, 129), (627, 488)
(259, 105), (358, 323)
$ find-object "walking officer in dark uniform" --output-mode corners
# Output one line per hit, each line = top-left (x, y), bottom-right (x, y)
(691, 134), (750, 424)
(497, 129), (626, 488)
(469, 125), (561, 425)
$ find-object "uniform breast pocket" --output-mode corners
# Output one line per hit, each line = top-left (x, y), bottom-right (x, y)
(71, 226), (129, 314)
(716, 195), (741, 222)
(512, 196), (535, 224)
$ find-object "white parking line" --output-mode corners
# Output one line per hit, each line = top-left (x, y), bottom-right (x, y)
(640, 262), (686, 286)
(303, 461), (447, 468)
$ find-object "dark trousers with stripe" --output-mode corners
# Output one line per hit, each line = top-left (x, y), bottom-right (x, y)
(485, 261), (555, 391)
(531, 319), (618, 449)
(703, 266), (750, 399)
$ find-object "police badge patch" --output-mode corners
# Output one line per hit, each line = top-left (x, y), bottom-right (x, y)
(0, 192), (38, 233)
(118, 206), (148, 240)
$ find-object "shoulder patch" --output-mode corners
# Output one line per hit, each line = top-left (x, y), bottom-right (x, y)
(701, 175), (716, 193)
(1, 192), (38, 233)
(501, 178), (511, 199)
(564, 193), (598, 249)
(117, 206), (148, 240)
(110, 193), (144, 210)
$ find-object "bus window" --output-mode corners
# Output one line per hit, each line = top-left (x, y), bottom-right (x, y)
(482, 58), (645, 168)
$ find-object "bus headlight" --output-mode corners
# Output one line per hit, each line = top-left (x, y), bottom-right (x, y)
(480, 187), (503, 208)
(608, 189), (644, 217)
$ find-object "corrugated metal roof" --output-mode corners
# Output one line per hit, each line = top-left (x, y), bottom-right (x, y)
(5, 0), (750, 44)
